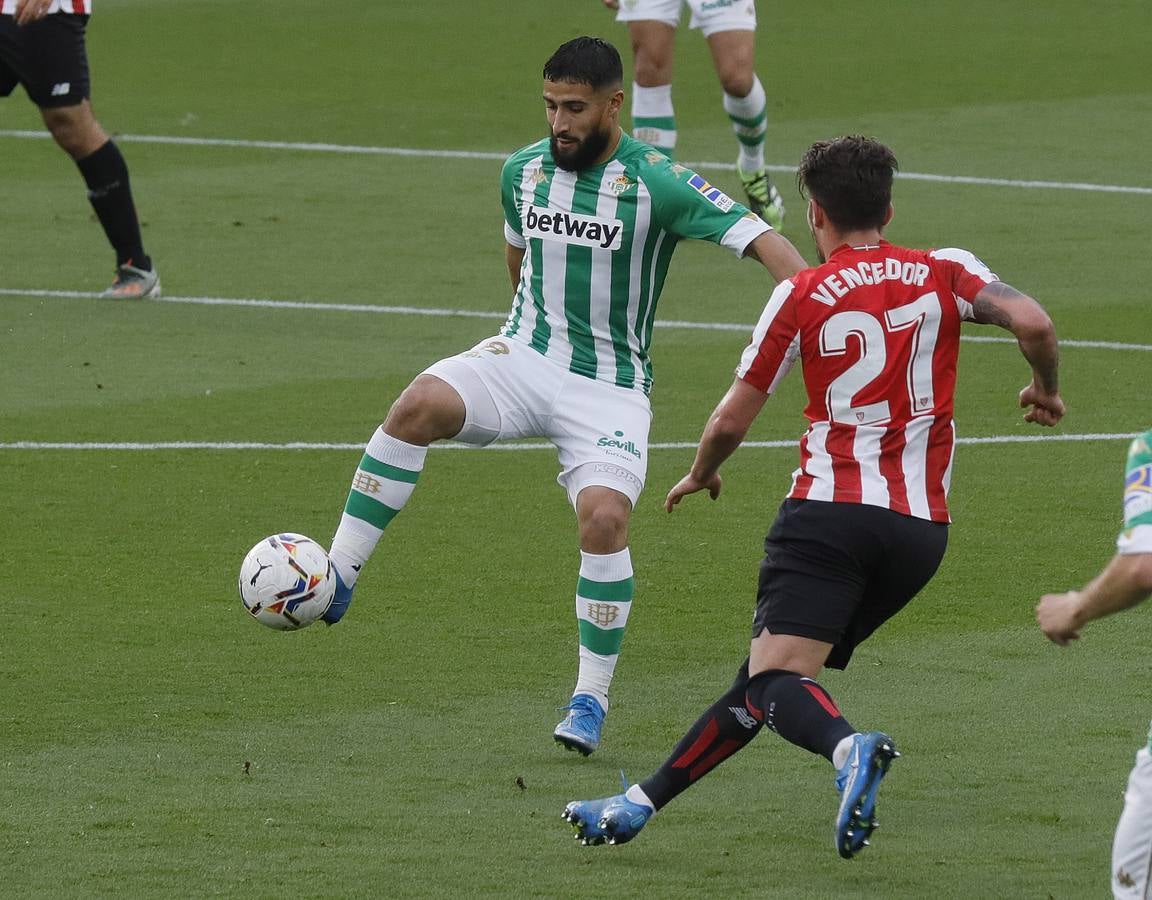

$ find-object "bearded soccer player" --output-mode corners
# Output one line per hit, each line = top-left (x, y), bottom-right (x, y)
(320, 37), (806, 755)
(1, 0), (159, 297)
(563, 135), (1066, 855)
(1037, 429), (1152, 899)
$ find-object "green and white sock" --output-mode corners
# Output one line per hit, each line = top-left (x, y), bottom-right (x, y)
(329, 428), (426, 587)
(631, 83), (676, 156)
(573, 548), (634, 711)
(724, 75), (768, 173)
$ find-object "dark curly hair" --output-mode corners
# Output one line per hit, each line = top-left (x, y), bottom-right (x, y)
(797, 136), (898, 230)
(543, 37), (623, 90)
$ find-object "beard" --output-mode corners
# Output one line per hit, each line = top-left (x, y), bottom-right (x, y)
(550, 126), (612, 172)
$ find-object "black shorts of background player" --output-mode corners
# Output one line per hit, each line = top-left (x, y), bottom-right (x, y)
(0, 0), (159, 297)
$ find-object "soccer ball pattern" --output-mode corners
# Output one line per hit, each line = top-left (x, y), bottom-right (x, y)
(238, 533), (336, 631)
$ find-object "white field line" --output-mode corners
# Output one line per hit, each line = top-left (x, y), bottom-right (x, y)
(2, 287), (1150, 353)
(2, 129), (1150, 196)
(0, 434), (1139, 452)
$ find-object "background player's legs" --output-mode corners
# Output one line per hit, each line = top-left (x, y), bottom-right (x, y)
(704, 29), (784, 228)
(327, 374), (465, 604)
(42, 101), (155, 292)
(626, 20), (678, 155)
(554, 486), (634, 755)
(1112, 745), (1152, 898)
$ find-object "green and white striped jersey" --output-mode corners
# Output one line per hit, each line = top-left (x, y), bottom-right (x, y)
(501, 133), (769, 394)
(1119, 428), (1152, 555)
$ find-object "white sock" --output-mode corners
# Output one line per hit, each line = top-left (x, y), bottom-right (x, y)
(723, 75), (768, 173)
(572, 547), (634, 710)
(833, 733), (859, 770)
(329, 428), (427, 587)
(631, 83), (677, 155)
(625, 784), (655, 811)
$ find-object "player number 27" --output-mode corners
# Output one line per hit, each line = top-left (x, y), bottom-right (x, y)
(819, 291), (942, 426)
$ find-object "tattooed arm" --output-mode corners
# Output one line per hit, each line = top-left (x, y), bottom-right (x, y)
(971, 281), (1065, 426)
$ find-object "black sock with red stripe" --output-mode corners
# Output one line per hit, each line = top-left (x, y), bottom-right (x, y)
(638, 660), (763, 811)
(75, 140), (150, 270)
(745, 669), (855, 762)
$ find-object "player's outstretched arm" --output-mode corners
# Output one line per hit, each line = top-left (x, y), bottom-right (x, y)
(1037, 552), (1152, 645)
(971, 281), (1065, 426)
(745, 231), (808, 284)
(665, 378), (768, 512)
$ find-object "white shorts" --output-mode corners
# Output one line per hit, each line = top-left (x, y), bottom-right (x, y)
(422, 336), (651, 507)
(1113, 743), (1152, 899)
(616, 0), (757, 37)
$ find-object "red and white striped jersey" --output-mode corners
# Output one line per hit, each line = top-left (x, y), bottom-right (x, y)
(1, 1), (91, 14)
(737, 240), (997, 523)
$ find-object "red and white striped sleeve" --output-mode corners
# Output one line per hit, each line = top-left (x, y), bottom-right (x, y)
(735, 279), (801, 394)
(929, 248), (999, 320)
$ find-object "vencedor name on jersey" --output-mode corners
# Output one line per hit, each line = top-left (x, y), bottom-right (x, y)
(523, 206), (623, 250)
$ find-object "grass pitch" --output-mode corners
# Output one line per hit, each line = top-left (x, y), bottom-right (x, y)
(2, 0), (1151, 896)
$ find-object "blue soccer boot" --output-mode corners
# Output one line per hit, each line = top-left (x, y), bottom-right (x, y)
(835, 731), (900, 859)
(321, 566), (355, 625)
(562, 793), (653, 846)
(553, 693), (605, 755)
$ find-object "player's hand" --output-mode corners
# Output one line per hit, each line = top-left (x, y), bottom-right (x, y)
(664, 472), (722, 512)
(14, 0), (54, 25)
(1036, 590), (1084, 646)
(602, 0), (620, 8)
(1019, 381), (1065, 427)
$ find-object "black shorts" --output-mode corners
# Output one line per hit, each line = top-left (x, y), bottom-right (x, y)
(752, 498), (948, 670)
(0, 13), (90, 108)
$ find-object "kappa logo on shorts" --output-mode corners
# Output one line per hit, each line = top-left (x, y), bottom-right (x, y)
(592, 463), (642, 489)
(463, 340), (510, 358)
(51, 83), (71, 97)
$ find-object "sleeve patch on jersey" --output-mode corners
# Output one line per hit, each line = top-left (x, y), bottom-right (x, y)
(1126, 463), (1152, 493)
(1125, 464), (1152, 525)
(687, 173), (736, 212)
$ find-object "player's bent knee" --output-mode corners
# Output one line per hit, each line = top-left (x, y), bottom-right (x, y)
(383, 375), (467, 445)
(576, 486), (634, 552)
(41, 104), (104, 159)
(720, 72), (754, 98)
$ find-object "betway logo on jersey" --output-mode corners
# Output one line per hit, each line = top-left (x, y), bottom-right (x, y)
(523, 206), (623, 250)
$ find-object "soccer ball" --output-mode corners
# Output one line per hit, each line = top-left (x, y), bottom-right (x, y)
(238, 533), (336, 631)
